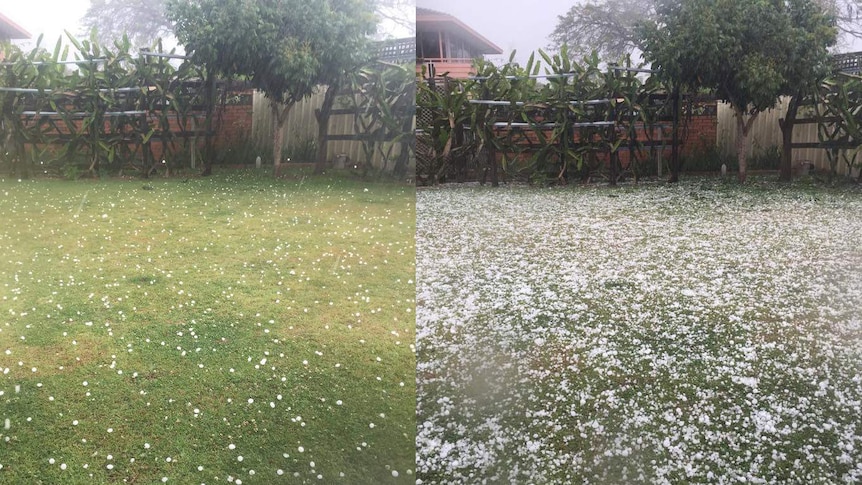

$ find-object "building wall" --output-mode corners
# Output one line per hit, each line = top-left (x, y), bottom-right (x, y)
(417, 60), (475, 80)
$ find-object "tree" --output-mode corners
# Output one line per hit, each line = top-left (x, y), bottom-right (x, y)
(311, 2), (376, 174)
(549, 0), (861, 60)
(640, 0), (836, 183)
(373, 0), (415, 38)
(83, 0), (407, 45)
(823, 0), (862, 47)
(81, 0), (173, 48)
(550, 0), (655, 60)
(166, 0), (375, 175)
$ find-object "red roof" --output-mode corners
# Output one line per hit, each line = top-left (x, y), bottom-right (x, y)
(0, 11), (30, 40)
(417, 7), (502, 56)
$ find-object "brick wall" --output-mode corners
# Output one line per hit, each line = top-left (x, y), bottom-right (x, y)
(488, 100), (718, 173)
(20, 90), (255, 167)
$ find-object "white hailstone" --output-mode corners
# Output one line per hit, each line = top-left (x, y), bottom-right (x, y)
(194, 408), (200, 414)
(197, 465), (204, 471)
(228, 444), (236, 450)
(49, 458), (55, 464)
(392, 471), (399, 477)
(369, 423), (375, 428)
(247, 398), (254, 404)
(107, 428), (113, 433)
(248, 470), (255, 476)
(107, 455), (113, 460)
(277, 394), (282, 400)
(298, 446), (305, 453)
(106, 464), (114, 470)
(60, 463), (67, 470)
(237, 456), (243, 462)
(144, 443), (150, 449)
(161, 478), (168, 483)
(166, 457), (172, 462)
(310, 461), (315, 468)
(336, 400), (343, 406)
(270, 402), (275, 408)
(277, 469), (284, 475)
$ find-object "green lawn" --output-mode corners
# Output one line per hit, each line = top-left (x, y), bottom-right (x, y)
(0, 170), (415, 483)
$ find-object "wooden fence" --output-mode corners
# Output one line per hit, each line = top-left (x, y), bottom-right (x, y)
(717, 99), (858, 176)
(251, 88), (411, 171)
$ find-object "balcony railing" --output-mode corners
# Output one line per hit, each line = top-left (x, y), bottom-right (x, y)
(417, 57), (475, 65)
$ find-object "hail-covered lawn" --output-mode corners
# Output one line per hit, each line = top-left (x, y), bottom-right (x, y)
(0, 171), (415, 484)
(417, 179), (862, 484)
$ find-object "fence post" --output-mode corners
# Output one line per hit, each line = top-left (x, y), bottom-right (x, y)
(670, 85), (680, 183)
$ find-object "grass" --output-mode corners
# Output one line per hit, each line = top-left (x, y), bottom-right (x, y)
(0, 169), (416, 483)
(416, 177), (862, 484)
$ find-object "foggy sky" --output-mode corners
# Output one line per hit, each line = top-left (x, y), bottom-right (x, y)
(3, 1), (90, 50)
(4, 1), (413, 53)
(416, 0), (575, 67)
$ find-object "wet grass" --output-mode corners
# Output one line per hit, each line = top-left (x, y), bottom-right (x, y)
(0, 169), (416, 483)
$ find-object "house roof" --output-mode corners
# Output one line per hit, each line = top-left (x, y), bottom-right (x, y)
(0, 11), (30, 40)
(416, 7), (502, 56)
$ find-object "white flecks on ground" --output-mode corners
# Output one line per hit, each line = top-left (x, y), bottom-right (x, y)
(417, 180), (862, 484)
(0, 176), (415, 483)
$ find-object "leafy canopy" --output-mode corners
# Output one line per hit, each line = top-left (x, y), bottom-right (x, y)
(550, 0), (654, 60)
(640, 0), (837, 112)
(165, 0), (376, 104)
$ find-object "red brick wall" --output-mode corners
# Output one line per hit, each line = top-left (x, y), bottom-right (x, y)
(21, 90), (255, 167)
(489, 102), (718, 172)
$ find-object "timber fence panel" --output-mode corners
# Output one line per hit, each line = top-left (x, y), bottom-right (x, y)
(251, 89), (411, 171)
(716, 99), (849, 174)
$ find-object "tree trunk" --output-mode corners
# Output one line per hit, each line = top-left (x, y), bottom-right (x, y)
(271, 100), (294, 176)
(272, 101), (283, 176)
(201, 72), (216, 177)
(314, 81), (340, 174)
(393, 114), (413, 180)
(490, 144), (499, 187)
(735, 107), (758, 184)
(779, 92), (801, 182)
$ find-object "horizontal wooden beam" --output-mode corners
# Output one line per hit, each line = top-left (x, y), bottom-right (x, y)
(790, 142), (859, 149)
(789, 117), (842, 125)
